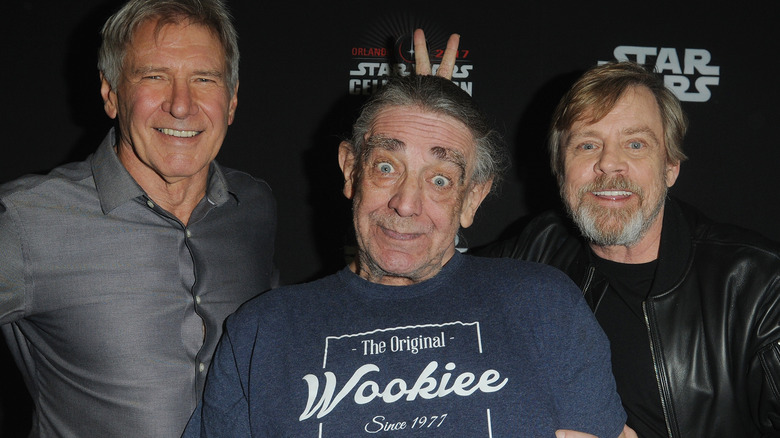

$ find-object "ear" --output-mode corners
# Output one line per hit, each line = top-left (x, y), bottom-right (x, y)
(100, 73), (118, 119)
(665, 160), (680, 188)
(227, 81), (239, 125)
(338, 141), (357, 199)
(460, 179), (492, 228)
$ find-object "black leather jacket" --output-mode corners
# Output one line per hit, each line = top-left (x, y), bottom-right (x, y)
(476, 198), (780, 437)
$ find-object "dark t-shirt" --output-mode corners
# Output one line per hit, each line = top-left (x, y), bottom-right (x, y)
(592, 253), (667, 438)
(185, 253), (626, 437)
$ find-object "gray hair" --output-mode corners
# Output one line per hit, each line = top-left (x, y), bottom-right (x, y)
(549, 61), (688, 186)
(348, 74), (507, 188)
(98, 0), (239, 93)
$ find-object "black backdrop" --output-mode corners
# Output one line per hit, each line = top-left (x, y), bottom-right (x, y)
(1, 0), (778, 434)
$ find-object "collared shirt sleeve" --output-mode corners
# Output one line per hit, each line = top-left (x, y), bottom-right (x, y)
(0, 198), (27, 324)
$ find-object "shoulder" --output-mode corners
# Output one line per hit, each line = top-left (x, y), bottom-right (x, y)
(0, 160), (94, 210)
(459, 254), (581, 304)
(697, 222), (780, 257)
(219, 166), (273, 197)
(472, 209), (583, 262)
(680, 200), (780, 261)
(463, 253), (569, 279)
(225, 273), (343, 330)
(212, 165), (276, 220)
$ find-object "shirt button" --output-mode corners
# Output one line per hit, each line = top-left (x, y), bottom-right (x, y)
(195, 296), (201, 304)
(186, 229), (192, 238)
(146, 199), (155, 208)
(199, 363), (206, 373)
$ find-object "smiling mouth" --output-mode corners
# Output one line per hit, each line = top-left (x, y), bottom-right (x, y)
(382, 227), (422, 241)
(157, 128), (200, 138)
(592, 190), (632, 197)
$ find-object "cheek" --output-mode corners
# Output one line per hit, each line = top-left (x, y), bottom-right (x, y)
(564, 156), (590, 179)
(428, 195), (463, 228)
(122, 95), (158, 126)
(562, 171), (582, 195)
(352, 186), (387, 219)
(201, 93), (235, 122)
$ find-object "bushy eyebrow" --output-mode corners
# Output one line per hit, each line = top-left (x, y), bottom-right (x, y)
(364, 134), (404, 153)
(364, 134), (467, 183)
(431, 146), (467, 182)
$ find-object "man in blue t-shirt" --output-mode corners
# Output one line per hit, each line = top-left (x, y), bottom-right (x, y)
(185, 67), (633, 437)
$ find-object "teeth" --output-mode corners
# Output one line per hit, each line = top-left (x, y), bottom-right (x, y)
(158, 128), (199, 138)
(593, 190), (632, 196)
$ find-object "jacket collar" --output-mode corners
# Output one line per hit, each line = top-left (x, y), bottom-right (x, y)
(648, 197), (694, 297)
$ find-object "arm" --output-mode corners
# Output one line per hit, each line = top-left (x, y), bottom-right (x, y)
(0, 199), (27, 324)
(412, 29), (460, 79)
(750, 274), (780, 433)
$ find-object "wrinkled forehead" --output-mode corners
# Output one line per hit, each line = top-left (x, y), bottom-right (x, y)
(365, 106), (476, 161)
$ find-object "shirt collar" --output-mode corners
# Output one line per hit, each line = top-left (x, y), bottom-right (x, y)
(91, 128), (236, 215)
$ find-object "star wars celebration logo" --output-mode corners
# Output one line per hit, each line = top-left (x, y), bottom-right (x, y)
(349, 26), (473, 96)
(600, 46), (720, 102)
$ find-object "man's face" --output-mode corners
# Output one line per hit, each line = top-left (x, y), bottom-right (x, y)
(561, 86), (679, 248)
(101, 19), (238, 187)
(339, 106), (491, 286)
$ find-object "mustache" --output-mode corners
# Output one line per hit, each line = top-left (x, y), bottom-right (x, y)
(579, 175), (644, 198)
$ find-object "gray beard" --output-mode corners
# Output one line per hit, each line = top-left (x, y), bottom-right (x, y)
(566, 180), (667, 248)
(572, 202), (651, 247)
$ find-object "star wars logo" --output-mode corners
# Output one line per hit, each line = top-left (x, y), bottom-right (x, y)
(349, 37), (473, 96)
(348, 62), (473, 96)
(601, 46), (720, 102)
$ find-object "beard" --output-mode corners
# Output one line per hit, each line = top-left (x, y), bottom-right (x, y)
(564, 174), (667, 247)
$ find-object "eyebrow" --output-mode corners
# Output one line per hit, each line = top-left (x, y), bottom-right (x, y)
(568, 125), (661, 145)
(621, 126), (661, 144)
(364, 134), (468, 182)
(364, 134), (404, 154)
(132, 66), (225, 79)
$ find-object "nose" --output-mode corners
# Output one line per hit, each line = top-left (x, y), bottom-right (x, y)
(595, 142), (627, 175)
(161, 79), (198, 119)
(387, 176), (423, 217)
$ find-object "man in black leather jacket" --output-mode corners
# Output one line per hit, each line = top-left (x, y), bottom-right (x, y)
(476, 61), (780, 437)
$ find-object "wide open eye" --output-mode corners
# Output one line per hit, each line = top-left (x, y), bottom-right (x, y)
(432, 175), (451, 187)
(377, 162), (394, 173)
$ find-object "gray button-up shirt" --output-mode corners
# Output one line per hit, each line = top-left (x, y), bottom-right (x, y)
(0, 129), (277, 437)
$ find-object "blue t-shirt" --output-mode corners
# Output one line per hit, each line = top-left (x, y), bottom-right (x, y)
(185, 253), (625, 437)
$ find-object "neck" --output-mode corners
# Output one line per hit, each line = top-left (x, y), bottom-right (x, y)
(116, 146), (208, 225)
(350, 251), (453, 286)
(144, 181), (206, 225)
